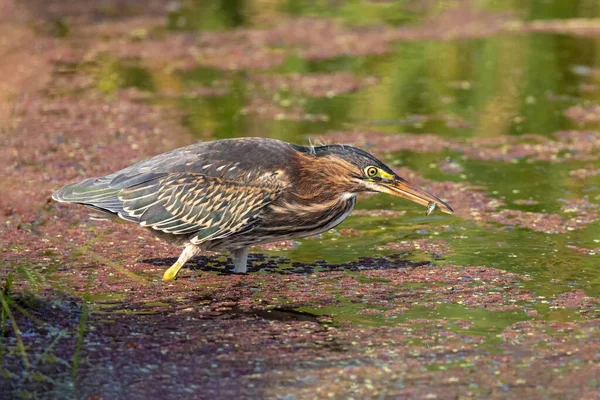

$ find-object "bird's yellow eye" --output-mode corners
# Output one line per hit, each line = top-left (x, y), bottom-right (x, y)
(365, 166), (378, 178)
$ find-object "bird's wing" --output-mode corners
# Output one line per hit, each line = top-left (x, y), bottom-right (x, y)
(52, 138), (295, 241)
(54, 172), (284, 244)
(119, 173), (281, 243)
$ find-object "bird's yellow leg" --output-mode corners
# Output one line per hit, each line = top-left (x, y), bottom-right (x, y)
(163, 261), (184, 281)
(162, 245), (199, 281)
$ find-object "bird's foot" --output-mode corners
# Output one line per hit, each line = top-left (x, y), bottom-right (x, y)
(163, 261), (183, 281)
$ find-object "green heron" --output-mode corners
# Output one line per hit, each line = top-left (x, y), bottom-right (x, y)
(53, 137), (453, 280)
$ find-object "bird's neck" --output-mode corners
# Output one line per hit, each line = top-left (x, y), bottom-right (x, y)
(291, 152), (360, 202)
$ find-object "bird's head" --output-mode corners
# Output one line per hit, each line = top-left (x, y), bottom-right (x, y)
(297, 144), (454, 215)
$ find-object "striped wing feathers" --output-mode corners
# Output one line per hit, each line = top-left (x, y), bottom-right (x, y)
(119, 173), (281, 243)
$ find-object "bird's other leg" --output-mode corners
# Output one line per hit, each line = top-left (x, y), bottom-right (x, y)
(162, 244), (200, 281)
(231, 247), (249, 273)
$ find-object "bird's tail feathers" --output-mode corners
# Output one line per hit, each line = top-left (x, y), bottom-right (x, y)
(52, 178), (123, 212)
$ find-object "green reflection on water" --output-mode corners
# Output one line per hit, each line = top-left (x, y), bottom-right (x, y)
(95, 56), (155, 93)
(168, 0), (249, 31)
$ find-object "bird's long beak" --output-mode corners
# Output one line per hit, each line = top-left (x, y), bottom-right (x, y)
(378, 178), (454, 215)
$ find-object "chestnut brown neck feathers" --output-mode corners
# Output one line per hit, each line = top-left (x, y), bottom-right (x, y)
(258, 150), (359, 233)
(288, 151), (361, 201)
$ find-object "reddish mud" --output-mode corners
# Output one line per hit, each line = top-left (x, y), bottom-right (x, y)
(570, 167), (600, 178)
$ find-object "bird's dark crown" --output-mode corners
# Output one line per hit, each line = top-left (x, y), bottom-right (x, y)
(292, 143), (396, 178)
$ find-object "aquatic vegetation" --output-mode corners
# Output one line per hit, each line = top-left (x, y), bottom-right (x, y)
(3, 0), (600, 397)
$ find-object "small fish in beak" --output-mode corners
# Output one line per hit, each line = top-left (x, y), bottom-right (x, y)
(379, 178), (454, 215)
(426, 201), (437, 216)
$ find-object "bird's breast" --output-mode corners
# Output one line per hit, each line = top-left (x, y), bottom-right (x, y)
(257, 194), (357, 235)
(268, 197), (347, 216)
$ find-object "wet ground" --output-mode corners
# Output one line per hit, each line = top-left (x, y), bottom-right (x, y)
(2, 0), (600, 398)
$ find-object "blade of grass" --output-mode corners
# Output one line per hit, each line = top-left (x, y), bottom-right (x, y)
(1, 275), (12, 337)
(84, 250), (149, 286)
(0, 290), (30, 369)
(70, 229), (149, 285)
(15, 265), (43, 292)
(71, 296), (88, 377)
(33, 330), (67, 368)
(55, 228), (150, 285)
(76, 229), (108, 253)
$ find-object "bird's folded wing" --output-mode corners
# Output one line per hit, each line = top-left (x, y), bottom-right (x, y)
(119, 173), (281, 243)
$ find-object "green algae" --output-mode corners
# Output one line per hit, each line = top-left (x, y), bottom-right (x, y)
(296, 298), (392, 327)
